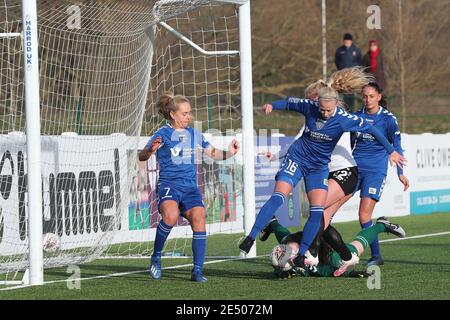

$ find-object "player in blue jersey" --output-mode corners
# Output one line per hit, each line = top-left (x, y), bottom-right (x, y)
(239, 69), (406, 268)
(139, 92), (240, 282)
(259, 75), (362, 271)
(263, 80), (410, 270)
(352, 82), (409, 266)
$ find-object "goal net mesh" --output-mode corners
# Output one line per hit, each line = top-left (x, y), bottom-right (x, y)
(0, 0), (243, 283)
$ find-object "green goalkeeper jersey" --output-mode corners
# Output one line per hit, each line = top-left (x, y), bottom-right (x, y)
(300, 244), (358, 277)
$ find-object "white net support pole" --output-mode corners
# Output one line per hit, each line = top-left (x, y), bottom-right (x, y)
(0, 32), (21, 38)
(21, 0), (43, 285)
(238, 0), (256, 258)
(158, 21), (239, 56)
(321, 0), (327, 81)
(153, 0), (255, 258)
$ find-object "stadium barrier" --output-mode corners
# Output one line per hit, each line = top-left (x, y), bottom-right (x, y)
(1, 132), (449, 257)
(257, 133), (450, 225)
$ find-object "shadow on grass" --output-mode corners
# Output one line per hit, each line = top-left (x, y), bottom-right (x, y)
(202, 267), (275, 280)
(43, 262), (270, 284)
(43, 265), (148, 283)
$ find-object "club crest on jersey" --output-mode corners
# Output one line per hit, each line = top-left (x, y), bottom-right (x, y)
(178, 134), (187, 142)
(316, 119), (326, 130)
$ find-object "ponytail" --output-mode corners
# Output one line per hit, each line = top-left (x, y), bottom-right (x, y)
(313, 67), (374, 109)
(157, 92), (190, 120)
(327, 66), (374, 93)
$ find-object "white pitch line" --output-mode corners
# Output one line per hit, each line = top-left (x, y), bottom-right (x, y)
(98, 255), (240, 260)
(0, 255), (253, 291)
(1, 230), (450, 291)
(379, 231), (450, 243)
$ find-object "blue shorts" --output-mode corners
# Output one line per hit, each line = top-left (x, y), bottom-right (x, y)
(157, 183), (204, 215)
(353, 172), (386, 202)
(275, 156), (329, 193)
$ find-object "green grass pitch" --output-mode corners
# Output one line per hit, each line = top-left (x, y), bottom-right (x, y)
(1, 213), (449, 300)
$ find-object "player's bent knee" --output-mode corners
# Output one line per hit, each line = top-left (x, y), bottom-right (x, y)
(191, 216), (206, 229)
(187, 208), (206, 230)
(191, 221), (206, 232)
(160, 209), (180, 226)
(163, 215), (179, 226)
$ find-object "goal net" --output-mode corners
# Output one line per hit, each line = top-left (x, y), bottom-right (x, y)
(0, 0), (246, 285)
(106, 1), (244, 259)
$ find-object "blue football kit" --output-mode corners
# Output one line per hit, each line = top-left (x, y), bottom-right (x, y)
(146, 123), (210, 280)
(245, 97), (396, 257)
(145, 124), (210, 214)
(352, 106), (404, 201)
(271, 97), (395, 191)
(351, 106), (404, 261)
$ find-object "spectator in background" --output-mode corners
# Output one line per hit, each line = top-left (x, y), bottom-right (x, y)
(362, 39), (387, 92)
(335, 33), (362, 111)
(335, 33), (362, 70)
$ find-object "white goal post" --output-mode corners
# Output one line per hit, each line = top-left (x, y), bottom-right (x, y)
(0, 0), (256, 286)
(153, 0), (256, 259)
(23, 0), (43, 288)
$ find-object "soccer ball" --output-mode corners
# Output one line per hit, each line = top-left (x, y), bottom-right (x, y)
(42, 233), (60, 253)
(270, 244), (297, 271)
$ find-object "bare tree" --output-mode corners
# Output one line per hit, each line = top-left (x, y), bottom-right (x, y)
(250, 0), (450, 132)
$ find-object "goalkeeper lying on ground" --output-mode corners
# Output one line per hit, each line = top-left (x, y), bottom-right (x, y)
(269, 217), (406, 278)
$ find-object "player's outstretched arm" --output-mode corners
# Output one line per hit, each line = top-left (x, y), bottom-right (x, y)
(388, 150), (406, 168)
(387, 116), (410, 191)
(204, 138), (240, 160)
(340, 114), (407, 168)
(263, 97), (316, 116)
(399, 174), (410, 191)
(138, 136), (162, 161)
(263, 103), (273, 114)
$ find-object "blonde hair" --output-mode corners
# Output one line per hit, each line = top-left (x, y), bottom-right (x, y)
(304, 80), (327, 99)
(315, 67), (375, 102)
(157, 92), (190, 121)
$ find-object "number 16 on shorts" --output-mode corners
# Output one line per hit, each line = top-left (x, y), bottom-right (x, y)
(284, 159), (298, 176)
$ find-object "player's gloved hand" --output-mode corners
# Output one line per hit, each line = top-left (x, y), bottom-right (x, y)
(347, 270), (372, 278)
(273, 267), (299, 279)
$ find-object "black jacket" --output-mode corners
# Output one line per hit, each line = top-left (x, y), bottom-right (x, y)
(335, 44), (362, 70)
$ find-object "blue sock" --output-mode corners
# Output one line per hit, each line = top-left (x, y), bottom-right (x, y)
(249, 192), (286, 240)
(299, 206), (324, 255)
(152, 220), (173, 259)
(192, 231), (207, 273)
(361, 220), (380, 257)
